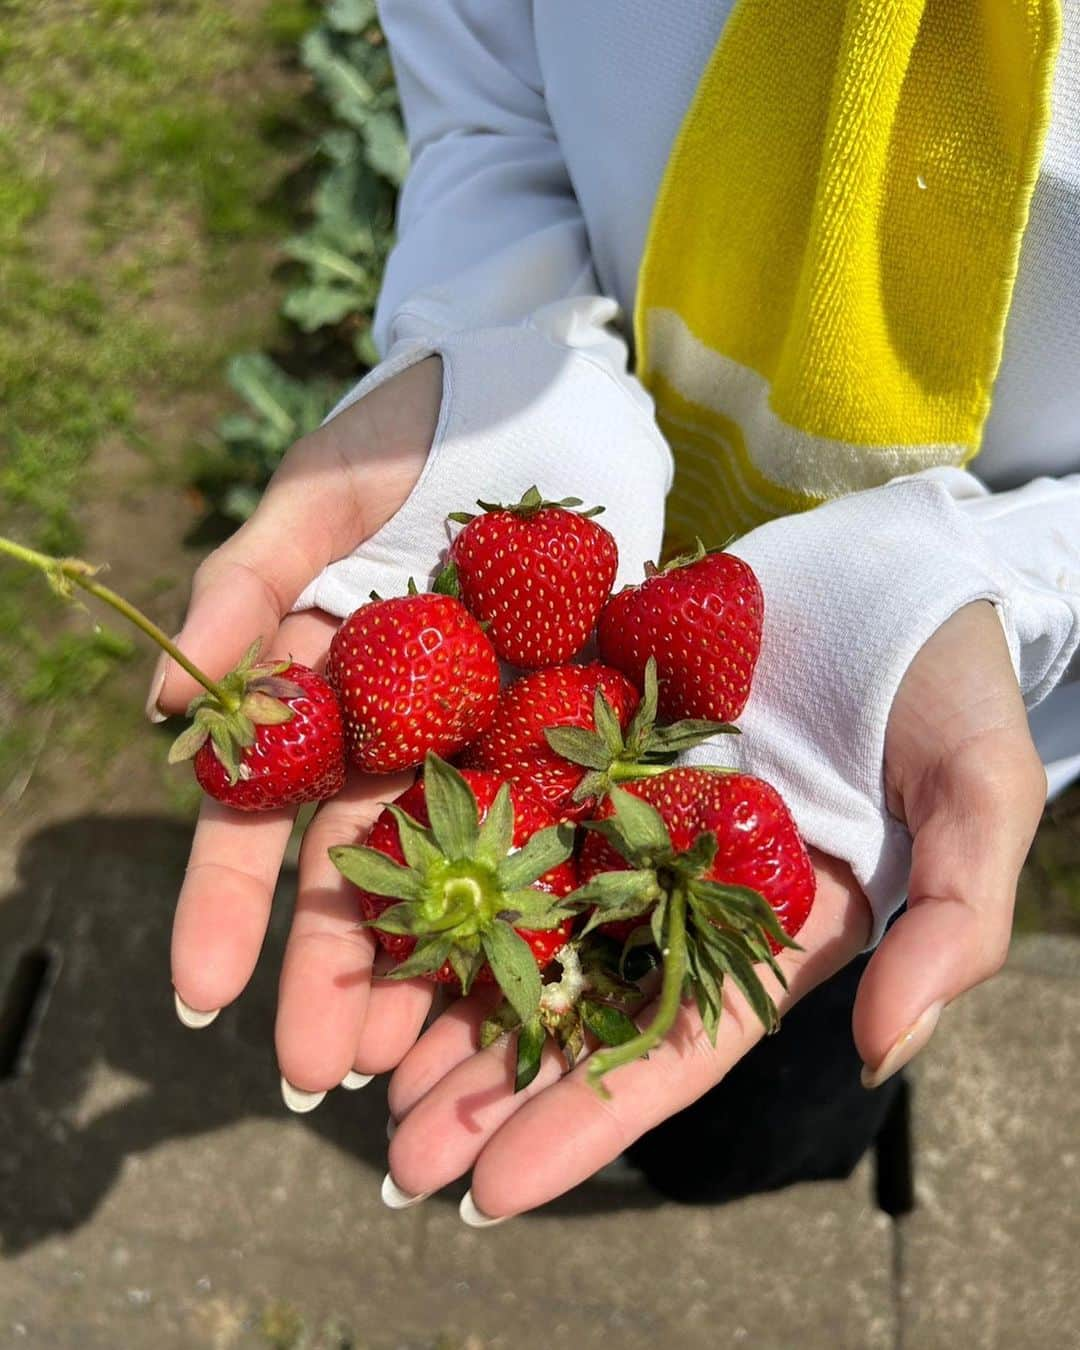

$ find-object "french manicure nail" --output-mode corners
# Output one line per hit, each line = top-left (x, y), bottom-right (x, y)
(861, 1001), (943, 1090)
(144, 646), (173, 724)
(174, 991), (220, 1029)
(280, 1076), (327, 1113)
(381, 1172), (429, 1210)
(341, 1070), (374, 1090)
(459, 1188), (508, 1229)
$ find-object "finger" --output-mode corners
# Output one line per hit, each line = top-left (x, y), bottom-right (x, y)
(156, 360), (439, 715)
(170, 612), (333, 1019)
(350, 952), (439, 1079)
(854, 734), (1047, 1085)
(386, 985), (506, 1122)
(275, 768), (415, 1094)
(388, 855), (868, 1211)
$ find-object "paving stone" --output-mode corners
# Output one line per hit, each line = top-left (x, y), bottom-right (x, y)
(899, 937), (1080, 1350)
(0, 814), (896, 1350)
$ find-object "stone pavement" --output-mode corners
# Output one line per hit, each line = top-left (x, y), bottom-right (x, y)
(0, 815), (1076, 1350)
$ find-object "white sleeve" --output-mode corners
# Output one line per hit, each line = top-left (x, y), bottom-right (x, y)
(295, 0), (671, 615)
(681, 466), (1080, 946)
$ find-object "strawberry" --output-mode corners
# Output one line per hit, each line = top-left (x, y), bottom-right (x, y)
(330, 757), (577, 1020)
(0, 535), (347, 813)
(567, 767), (814, 1092)
(446, 485), (618, 668)
(173, 652), (346, 812)
(597, 543), (764, 722)
(326, 586), (499, 773)
(461, 662), (640, 820)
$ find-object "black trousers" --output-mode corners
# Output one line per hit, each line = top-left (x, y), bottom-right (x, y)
(625, 951), (905, 1204)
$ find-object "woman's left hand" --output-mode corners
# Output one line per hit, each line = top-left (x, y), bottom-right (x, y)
(378, 601), (1047, 1222)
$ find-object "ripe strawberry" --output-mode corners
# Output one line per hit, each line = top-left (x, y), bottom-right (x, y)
(568, 767), (814, 1092)
(461, 663), (640, 820)
(0, 536), (347, 813)
(447, 486), (618, 668)
(597, 545), (764, 722)
(326, 588), (499, 773)
(331, 757), (577, 1018)
(180, 658), (346, 812)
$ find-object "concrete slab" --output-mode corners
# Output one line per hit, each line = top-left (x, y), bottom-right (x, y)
(899, 937), (1080, 1350)
(0, 814), (896, 1350)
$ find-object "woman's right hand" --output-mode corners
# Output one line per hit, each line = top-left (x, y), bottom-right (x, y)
(155, 356), (450, 1107)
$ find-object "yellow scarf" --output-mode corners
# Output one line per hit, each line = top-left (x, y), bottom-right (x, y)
(634, 0), (1061, 549)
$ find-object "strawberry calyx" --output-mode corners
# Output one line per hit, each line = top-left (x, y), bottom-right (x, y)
(167, 639), (306, 785)
(448, 483), (605, 526)
(543, 657), (736, 807)
(479, 935), (649, 1091)
(329, 754), (576, 1023)
(642, 536), (733, 579)
(567, 785), (800, 1095)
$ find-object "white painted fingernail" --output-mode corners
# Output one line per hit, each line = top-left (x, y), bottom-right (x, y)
(145, 646), (173, 724)
(861, 1001), (943, 1090)
(381, 1173), (429, 1210)
(459, 1188), (508, 1228)
(174, 991), (219, 1029)
(386, 1116), (397, 1140)
(341, 1070), (374, 1090)
(280, 1076), (327, 1113)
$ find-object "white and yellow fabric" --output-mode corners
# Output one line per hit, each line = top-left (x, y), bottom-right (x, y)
(635, 0), (1062, 546)
(298, 0), (1080, 937)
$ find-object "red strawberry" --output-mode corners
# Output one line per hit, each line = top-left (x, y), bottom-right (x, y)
(326, 589), (499, 773)
(331, 757), (577, 1016)
(581, 769), (814, 950)
(598, 545), (763, 722)
(447, 486), (618, 668)
(461, 663), (639, 820)
(567, 767), (814, 1092)
(186, 661), (346, 811)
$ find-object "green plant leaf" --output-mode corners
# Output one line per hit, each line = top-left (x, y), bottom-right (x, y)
(592, 688), (625, 758)
(382, 935), (454, 981)
(515, 1015), (545, 1092)
(543, 724), (611, 770)
(606, 786), (672, 858)
(496, 822), (575, 890)
(422, 754), (479, 860)
(475, 782), (514, 868)
(580, 1001), (640, 1049)
(386, 805), (441, 873)
(481, 921), (542, 1024)
(328, 844), (422, 900)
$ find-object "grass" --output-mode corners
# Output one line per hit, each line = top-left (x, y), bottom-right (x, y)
(0, 0), (316, 797)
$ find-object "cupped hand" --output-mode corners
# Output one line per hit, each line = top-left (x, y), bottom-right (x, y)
(158, 357), (449, 1101)
(380, 600), (1046, 1221)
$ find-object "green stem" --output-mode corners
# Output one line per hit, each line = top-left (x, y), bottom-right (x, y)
(586, 884), (688, 1095)
(608, 761), (670, 783)
(0, 536), (236, 709)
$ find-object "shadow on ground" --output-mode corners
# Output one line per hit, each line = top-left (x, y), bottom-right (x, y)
(0, 816), (675, 1256)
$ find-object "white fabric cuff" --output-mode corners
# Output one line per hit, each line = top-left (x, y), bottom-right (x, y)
(294, 309), (673, 616)
(679, 472), (1080, 947)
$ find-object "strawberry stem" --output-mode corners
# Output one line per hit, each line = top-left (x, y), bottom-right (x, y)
(608, 762), (670, 783)
(0, 535), (237, 710)
(586, 883), (689, 1095)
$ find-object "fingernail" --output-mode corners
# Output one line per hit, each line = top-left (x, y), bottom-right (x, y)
(280, 1076), (327, 1113)
(174, 991), (220, 1029)
(861, 1001), (943, 1090)
(386, 1116), (397, 1140)
(459, 1189), (508, 1229)
(381, 1172), (430, 1210)
(144, 646), (173, 724)
(341, 1070), (374, 1090)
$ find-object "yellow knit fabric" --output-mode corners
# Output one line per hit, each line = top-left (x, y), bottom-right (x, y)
(634, 0), (1061, 548)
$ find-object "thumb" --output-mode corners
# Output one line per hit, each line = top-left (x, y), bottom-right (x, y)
(853, 736), (1047, 1088)
(152, 359), (440, 716)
